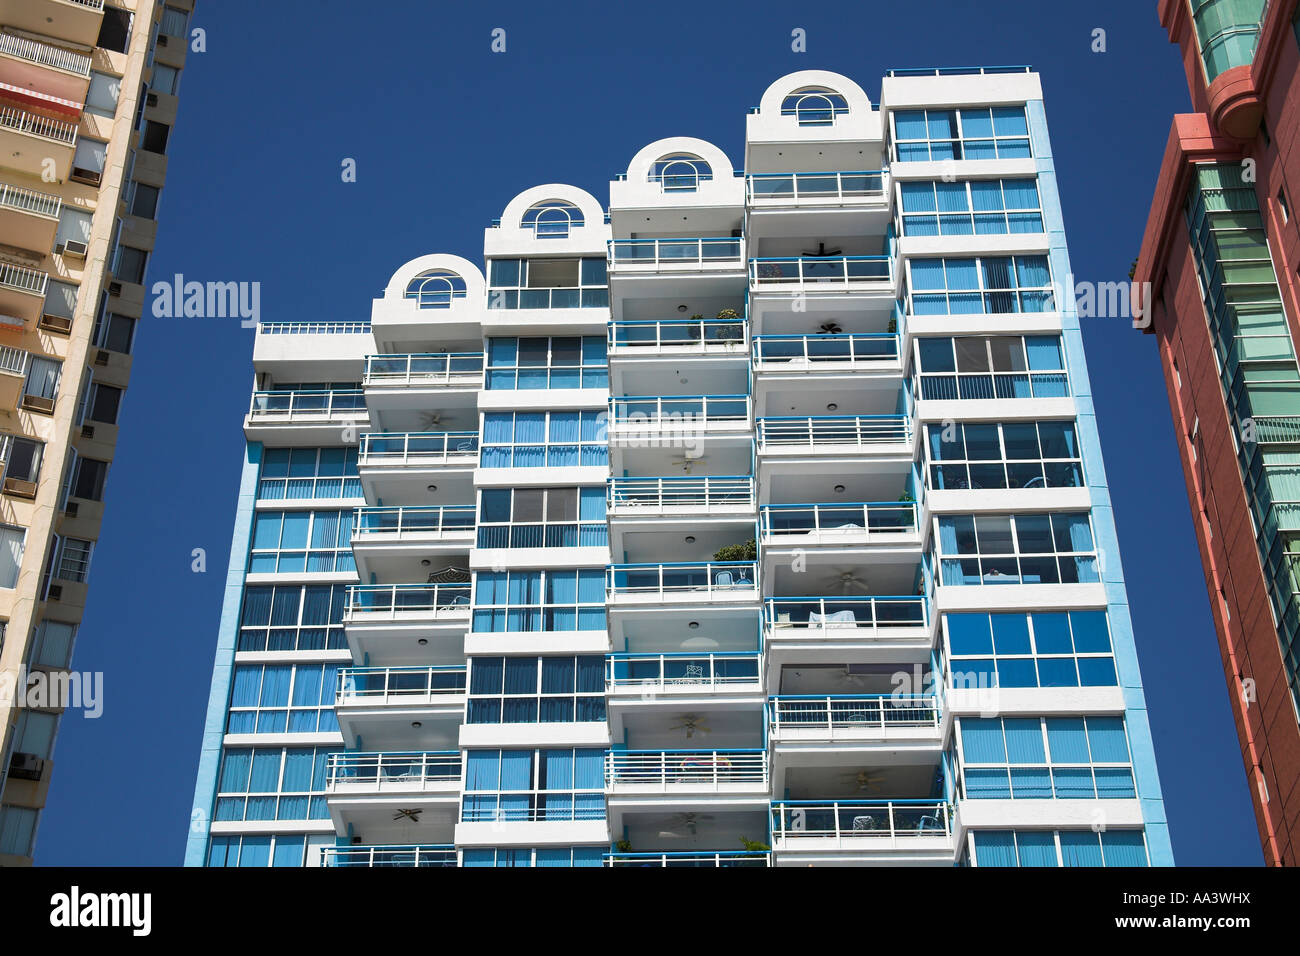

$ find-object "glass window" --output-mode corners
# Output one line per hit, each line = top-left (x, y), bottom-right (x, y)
(947, 611), (1117, 689)
(901, 178), (1043, 236)
(893, 106), (1032, 162)
(227, 663), (341, 734)
(94, 311), (137, 354)
(86, 72), (121, 119)
(481, 410), (607, 468)
(461, 748), (605, 822)
(937, 512), (1099, 586)
(237, 584), (349, 652)
(476, 487), (606, 548)
(487, 258), (609, 310)
(915, 335), (1069, 400)
(214, 746), (334, 823)
(927, 421), (1083, 490)
(70, 457), (109, 501)
(248, 510), (356, 574)
(467, 656), (606, 724)
(521, 201), (584, 238)
(472, 569), (607, 633)
(960, 715), (1134, 801)
(781, 87), (849, 125)
(55, 537), (93, 583)
(909, 256), (1053, 315)
(258, 447), (360, 500)
(404, 269), (467, 309)
(652, 154), (713, 191)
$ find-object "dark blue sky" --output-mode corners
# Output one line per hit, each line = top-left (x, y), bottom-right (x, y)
(35, 0), (1263, 865)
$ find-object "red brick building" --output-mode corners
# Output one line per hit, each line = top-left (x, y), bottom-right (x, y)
(1135, 0), (1300, 865)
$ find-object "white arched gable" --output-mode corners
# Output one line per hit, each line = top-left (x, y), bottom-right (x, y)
(757, 70), (871, 118)
(499, 184), (605, 235)
(623, 136), (736, 187)
(382, 253), (485, 304)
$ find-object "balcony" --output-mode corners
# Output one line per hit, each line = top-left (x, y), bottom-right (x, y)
(325, 751), (462, 845)
(749, 256), (893, 295)
(0, 344), (28, 406)
(769, 800), (955, 866)
(322, 844), (457, 868)
(363, 352), (483, 388)
(769, 695), (943, 749)
(361, 354), (482, 430)
(609, 316), (748, 358)
(0, 32), (93, 103)
(0, 1), (105, 49)
(326, 751), (462, 794)
(607, 652), (764, 701)
(351, 505), (474, 579)
(607, 394), (751, 449)
(604, 851), (770, 867)
(745, 171), (892, 244)
(343, 584), (471, 666)
(1253, 416), (1300, 444)
(0, 262), (47, 328)
(335, 666), (466, 750)
(607, 476), (754, 518)
(357, 431), (479, 502)
(756, 415), (912, 460)
(752, 333), (899, 373)
(244, 389), (370, 444)
(607, 562), (758, 611)
(747, 170), (886, 206)
(0, 104), (76, 180)
(0, 181), (60, 252)
(759, 503), (921, 552)
(609, 237), (744, 272)
(764, 597), (933, 665)
(606, 749), (769, 796)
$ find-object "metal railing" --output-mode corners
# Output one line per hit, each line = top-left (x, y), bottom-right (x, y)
(757, 414), (911, 449)
(0, 262), (48, 295)
(476, 521), (607, 549)
(608, 562), (758, 596)
(750, 256), (892, 288)
(247, 389), (367, 420)
(607, 652), (762, 690)
(0, 345), (30, 376)
(770, 695), (940, 731)
(66, 0), (106, 9)
(885, 65), (1032, 76)
(363, 352), (484, 387)
(257, 321), (371, 334)
(747, 170), (886, 203)
(765, 596), (929, 631)
(357, 431), (479, 464)
(344, 584), (471, 617)
(752, 333), (898, 365)
(606, 749), (768, 788)
(353, 505), (475, 537)
(0, 105), (76, 144)
(0, 32), (92, 75)
(916, 370), (1070, 401)
(326, 751), (462, 789)
(760, 502), (919, 537)
(605, 851), (770, 867)
(610, 394), (750, 424)
(770, 800), (951, 839)
(607, 476), (754, 510)
(609, 316), (746, 348)
(336, 665), (467, 702)
(323, 845), (457, 868)
(1253, 416), (1300, 444)
(0, 182), (61, 218)
(608, 237), (744, 265)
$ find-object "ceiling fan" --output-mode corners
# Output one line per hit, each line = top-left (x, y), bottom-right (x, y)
(838, 770), (890, 793)
(669, 713), (712, 739)
(658, 812), (716, 838)
(418, 411), (446, 429)
(824, 569), (871, 595)
(426, 565), (471, 584)
(393, 808), (423, 823)
(818, 320), (844, 334)
(670, 454), (708, 474)
(802, 241), (843, 257)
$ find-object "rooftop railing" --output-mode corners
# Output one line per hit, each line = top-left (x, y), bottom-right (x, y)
(257, 321), (371, 334)
(609, 316), (746, 349)
(606, 749), (768, 788)
(343, 583), (471, 618)
(323, 844), (457, 868)
(357, 431), (479, 465)
(607, 475), (754, 511)
(0, 105), (76, 144)
(353, 505), (475, 537)
(608, 561), (758, 596)
(363, 352), (484, 387)
(0, 262), (48, 295)
(0, 32), (92, 75)
(247, 389), (367, 421)
(608, 237), (744, 265)
(750, 256), (892, 289)
(326, 751), (462, 789)
(746, 170), (886, 203)
(770, 800), (951, 839)
(770, 695), (940, 731)
(752, 333), (898, 366)
(610, 394), (750, 424)
(765, 596), (929, 631)
(336, 665), (467, 703)
(756, 414), (911, 447)
(605, 851), (770, 867)
(607, 652), (762, 690)
(760, 502), (919, 537)
(0, 182), (60, 218)
(885, 65), (1033, 76)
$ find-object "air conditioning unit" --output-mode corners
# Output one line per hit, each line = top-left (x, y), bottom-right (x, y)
(8, 752), (45, 782)
(46, 584), (62, 602)
(107, 282), (123, 297)
(61, 239), (88, 259)
(81, 425), (95, 439)
(38, 314), (72, 334)
(1, 477), (37, 499)
(69, 167), (102, 187)
(146, 92), (158, 107)
(93, 350), (110, 366)
(20, 394), (55, 414)
(63, 501), (79, 518)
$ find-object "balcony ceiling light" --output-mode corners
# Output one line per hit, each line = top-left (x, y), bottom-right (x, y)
(688, 622), (700, 629)
(418, 638), (428, 646)
(677, 304), (688, 312)
(827, 403), (838, 411)
(685, 536), (696, 544)
(835, 485), (846, 493)
(411, 721), (422, 728)
(421, 559), (432, 567)
(427, 484), (438, 492)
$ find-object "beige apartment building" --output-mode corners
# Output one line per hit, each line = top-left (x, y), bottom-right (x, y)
(0, 0), (195, 865)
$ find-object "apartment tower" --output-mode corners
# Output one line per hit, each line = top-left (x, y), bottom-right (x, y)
(189, 67), (1172, 868)
(1133, 0), (1300, 866)
(0, 0), (195, 865)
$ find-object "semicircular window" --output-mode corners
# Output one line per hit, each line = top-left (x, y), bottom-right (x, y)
(781, 87), (849, 126)
(651, 154), (714, 192)
(522, 201), (585, 239)
(404, 269), (468, 309)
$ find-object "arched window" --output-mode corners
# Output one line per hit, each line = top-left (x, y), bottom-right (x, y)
(781, 87), (849, 126)
(404, 269), (467, 309)
(651, 154), (714, 192)
(522, 201), (585, 239)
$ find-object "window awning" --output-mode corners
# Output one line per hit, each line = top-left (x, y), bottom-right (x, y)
(0, 82), (81, 120)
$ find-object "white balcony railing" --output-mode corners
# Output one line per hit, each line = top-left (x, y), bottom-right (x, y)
(247, 389), (367, 422)
(0, 182), (60, 219)
(66, 0), (106, 10)
(607, 476), (754, 512)
(0, 105), (76, 145)
(760, 502), (919, 538)
(343, 584), (471, 620)
(363, 352), (484, 388)
(606, 750), (768, 790)
(357, 432), (479, 465)
(323, 845), (457, 868)
(610, 394), (750, 426)
(609, 237), (745, 268)
(607, 562), (758, 598)
(769, 695), (940, 732)
(609, 316), (746, 351)
(752, 333), (899, 367)
(765, 597), (929, 632)
(605, 852), (770, 867)
(746, 170), (887, 204)
(770, 801), (951, 840)
(0, 345), (30, 376)
(0, 32), (93, 75)
(336, 665), (467, 705)
(0, 262), (48, 295)
(756, 415), (911, 448)
(326, 751), (462, 791)
(749, 256), (892, 290)
(353, 505), (476, 539)
(606, 652), (762, 691)
(257, 321), (371, 334)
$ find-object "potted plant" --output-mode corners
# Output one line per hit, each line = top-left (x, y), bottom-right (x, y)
(614, 838), (632, 853)
(713, 307), (743, 343)
(739, 837), (771, 853)
(887, 317), (897, 334)
(713, 539), (757, 562)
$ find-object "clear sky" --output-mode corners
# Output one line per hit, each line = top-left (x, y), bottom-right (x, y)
(34, 0), (1264, 865)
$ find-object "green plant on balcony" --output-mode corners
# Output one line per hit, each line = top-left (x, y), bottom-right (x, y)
(712, 307), (743, 342)
(614, 838), (632, 853)
(739, 837), (771, 852)
(887, 317), (897, 334)
(713, 539), (757, 562)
